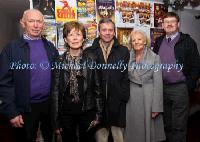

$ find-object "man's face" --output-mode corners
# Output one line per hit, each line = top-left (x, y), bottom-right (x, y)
(21, 11), (44, 39)
(99, 22), (115, 43)
(162, 17), (179, 35)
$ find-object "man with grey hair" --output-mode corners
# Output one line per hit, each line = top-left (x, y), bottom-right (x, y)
(86, 18), (130, 142)
(0, 9), (58, 142)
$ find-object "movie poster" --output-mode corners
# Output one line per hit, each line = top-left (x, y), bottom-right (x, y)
(150, 28), (165, 49)
(83, 21), (98, 48)
(42, 19), (57, 46)
(33, 0), (55, 19)
(77, 0), (96, 21)
(116, 0), (151, 28)
(57, 22), (66, 55)
(116, 0), (135, 28)
(154, 3), (168, 28)
(55, 0), (77, 22)
(117, 28), (132, 47)
(96, 0), (115, 23)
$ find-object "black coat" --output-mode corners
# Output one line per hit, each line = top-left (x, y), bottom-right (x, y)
(153, 32), (200, 92)
(51, 49), (103, 129)
(87, 37), (130, 128)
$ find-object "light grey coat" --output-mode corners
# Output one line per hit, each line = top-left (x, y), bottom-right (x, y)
(124, 47), (166, 142)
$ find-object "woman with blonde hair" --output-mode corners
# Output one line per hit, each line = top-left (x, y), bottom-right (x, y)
(124, 30), (165, 142)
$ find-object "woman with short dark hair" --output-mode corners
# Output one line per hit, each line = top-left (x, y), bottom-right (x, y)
(51, 21), (103, 142)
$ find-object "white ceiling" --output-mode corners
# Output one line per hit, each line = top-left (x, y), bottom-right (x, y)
(0, 0), (29, 20)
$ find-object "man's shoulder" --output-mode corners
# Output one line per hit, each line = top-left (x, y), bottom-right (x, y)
(3, 38), (25, 51)
(42, 37), (55, 48)
(83, 47), (97, 56)
(179, 32), (195, 42)
(84, 46), (99, 53)
(155, 35), (165, 42)
(116, 44), (129, 54)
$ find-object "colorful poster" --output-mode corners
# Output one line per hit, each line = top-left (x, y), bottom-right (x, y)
(116, 0), (135, 28)
(150, 28), (165, 49)
(96, 0), (115, 23)
(77, 0), (96, 21)
(83, 21), (97, 48)
(154, 3), (168, 28)
(57, 22), (66, 55)
(55, 0), (77, 22)
(33, 0), (55, 19)
(42, 19), (57, 46)
(116, 0), (151, 28)
(117, 28), (132, 47)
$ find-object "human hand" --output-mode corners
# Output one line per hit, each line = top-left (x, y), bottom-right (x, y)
(10, 115), (24, 128)
(151, 112), (160, 118)
(55, 128), (62, 134)
(87, 120), (99, 131)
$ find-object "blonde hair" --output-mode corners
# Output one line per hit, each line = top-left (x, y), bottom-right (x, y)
(128, 29), (147, 50)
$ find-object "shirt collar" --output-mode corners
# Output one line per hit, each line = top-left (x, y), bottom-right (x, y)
(166, 32), (179, 40)
(23, 34), (42, 40)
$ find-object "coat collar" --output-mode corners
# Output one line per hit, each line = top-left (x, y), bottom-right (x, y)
(91, 36), (120, 50)
(129, 47), (156, 84)
(91, 36), (120, 63)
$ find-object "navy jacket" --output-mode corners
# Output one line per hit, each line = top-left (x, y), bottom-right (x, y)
(0, 36), (59, 119)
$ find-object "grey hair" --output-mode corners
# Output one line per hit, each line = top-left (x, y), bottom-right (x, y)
(21, 9), (44, 21)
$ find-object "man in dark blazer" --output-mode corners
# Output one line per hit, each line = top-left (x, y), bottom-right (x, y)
(0, 9), (58, 142)
(153, 12), (200, 142)
(87, 18), (130, 142)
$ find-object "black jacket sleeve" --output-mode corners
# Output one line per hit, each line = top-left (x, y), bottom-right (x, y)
(120, 48), (130, 103)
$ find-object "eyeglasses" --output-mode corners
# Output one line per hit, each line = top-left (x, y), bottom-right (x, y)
(163, 20), (177, 24)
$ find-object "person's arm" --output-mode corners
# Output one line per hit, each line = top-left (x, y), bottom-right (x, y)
(152, 55), (163, 118)
(120, 48), (130, 103)
(185, 38), (200, 93)
(0, 44), (20, 120)
(93, 66), (103, 123)
(51, 56), (62, 134)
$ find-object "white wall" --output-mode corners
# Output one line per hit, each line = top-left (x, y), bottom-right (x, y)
(178, 9), (200, 53)
(0, 9), (20, 52)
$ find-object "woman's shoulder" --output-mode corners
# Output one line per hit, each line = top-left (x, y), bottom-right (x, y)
(145, 47), (161, 64)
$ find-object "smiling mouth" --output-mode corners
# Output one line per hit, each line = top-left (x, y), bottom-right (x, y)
(32, 30), (40, 33)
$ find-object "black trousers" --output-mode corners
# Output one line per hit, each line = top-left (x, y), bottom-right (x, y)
(163, 83), (189, 142)
(61, 110), (96, 142)
(13, 99), (53, 142)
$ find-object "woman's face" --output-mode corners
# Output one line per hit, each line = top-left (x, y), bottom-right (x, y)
(131, 33), (146, 52)
(64, 28), (84, 50)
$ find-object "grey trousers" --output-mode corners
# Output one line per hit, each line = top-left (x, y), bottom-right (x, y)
(163, 83), (189, 142)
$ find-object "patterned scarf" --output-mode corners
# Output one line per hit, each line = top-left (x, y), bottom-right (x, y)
(99, 39), (114, 63)
(66, 51), (82, 103)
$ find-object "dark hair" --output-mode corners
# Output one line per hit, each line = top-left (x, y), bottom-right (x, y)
(63, 21), (86, 39)
(163, 12), (180, 22)
(98, 18), (115, 32)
